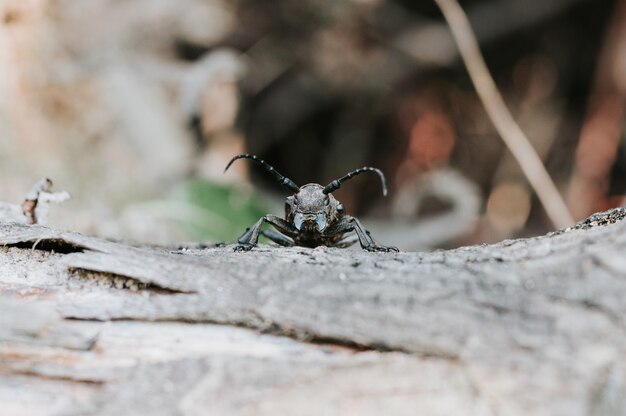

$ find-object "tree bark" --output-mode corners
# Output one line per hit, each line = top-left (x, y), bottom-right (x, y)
(1, 207), (626, 415)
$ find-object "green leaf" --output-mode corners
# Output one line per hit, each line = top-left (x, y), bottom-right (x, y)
(172, 179), (269, 242)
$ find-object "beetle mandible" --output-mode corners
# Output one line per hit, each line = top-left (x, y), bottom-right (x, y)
(224, 154), (399, 252)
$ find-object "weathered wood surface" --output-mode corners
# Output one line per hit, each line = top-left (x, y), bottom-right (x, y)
(1, 208), (626, 415)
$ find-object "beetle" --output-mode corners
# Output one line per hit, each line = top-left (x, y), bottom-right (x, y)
(224, 153), (399, 252)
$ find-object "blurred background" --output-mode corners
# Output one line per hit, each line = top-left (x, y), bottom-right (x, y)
(0, 0), (624, 251)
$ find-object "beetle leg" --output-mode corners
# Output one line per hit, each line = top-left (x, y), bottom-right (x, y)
(332, 235), (358, 248)
(235, 215), (298, 251)
(351, 216), (399, 252)
(261, 229), (295, 247)
(327, 216), (399, 252)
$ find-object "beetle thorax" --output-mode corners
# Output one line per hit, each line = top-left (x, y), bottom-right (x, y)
(296, 184), (328, 212)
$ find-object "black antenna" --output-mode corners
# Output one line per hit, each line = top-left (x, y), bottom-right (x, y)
(224, 154), (300, 193)
(323, 167), (388, 196)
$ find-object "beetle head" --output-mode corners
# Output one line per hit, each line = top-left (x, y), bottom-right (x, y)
(290, 184), (335, 232)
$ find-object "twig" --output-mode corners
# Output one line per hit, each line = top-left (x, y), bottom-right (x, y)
(20, 178), (70, 225)
(21, 178), (53, 225)
(433, 0), (575, 229)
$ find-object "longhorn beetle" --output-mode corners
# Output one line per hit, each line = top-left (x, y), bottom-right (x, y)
(224, 154), (399, 252)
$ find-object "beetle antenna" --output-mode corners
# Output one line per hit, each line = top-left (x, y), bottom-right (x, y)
(323, 167), (388, 196)
(224, 154), (300, 193)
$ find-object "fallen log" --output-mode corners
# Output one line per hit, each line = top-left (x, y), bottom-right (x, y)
(0, 208), (625, 415)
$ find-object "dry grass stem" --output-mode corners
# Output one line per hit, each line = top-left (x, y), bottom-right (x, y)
(434, 0), (575, 229)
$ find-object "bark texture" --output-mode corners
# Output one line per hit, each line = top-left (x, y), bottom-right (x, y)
(1, 208), (626, 415)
